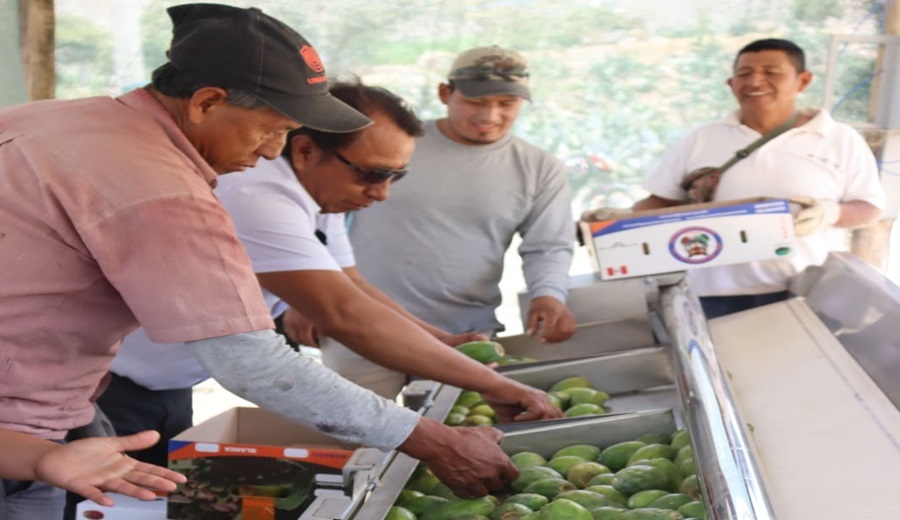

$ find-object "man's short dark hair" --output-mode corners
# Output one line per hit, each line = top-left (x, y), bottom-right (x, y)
(281, 78), (423, 159)
(734, 38), (806, 73)
(151, 62), (269, 109)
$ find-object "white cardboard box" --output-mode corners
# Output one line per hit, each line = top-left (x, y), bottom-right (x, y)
(75, 493), (165, 520)
(580, 197), (796, 280)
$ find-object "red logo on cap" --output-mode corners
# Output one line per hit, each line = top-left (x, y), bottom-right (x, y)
(300, 45), (325, 73)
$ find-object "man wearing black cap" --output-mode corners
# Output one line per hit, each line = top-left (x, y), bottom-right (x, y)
(0, 7), (544, 518)
(343, 45), (578, 396)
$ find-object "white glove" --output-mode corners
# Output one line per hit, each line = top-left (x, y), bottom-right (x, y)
(790, 197), (841, 237)
(581, 207), (631, 222)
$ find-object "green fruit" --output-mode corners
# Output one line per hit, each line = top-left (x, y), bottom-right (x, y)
(451, 405), (471, 415)
(504, 493), (549, 511)
(627, 444), (676, 465)
(677, 458), (696, 478)
(590, 506), (627, 520)
(612, 465), (670, 496)
(510, 452), (548, 469)
(583, 485), (627, 506)
(396, 489), (424, 506)
(403, 495), (449, 516)
(456, 340), (505, 363)
(547, 393), (564, 410)
(445, 412), (467, 426)
(549, 376), (592, 393)
(539, 498), (593, 520)
(421, 497), (497, 520)
(674, 446), (693, 467)
(669, 430), (690, 451)
(469, 404), (498, 419)
(587, 473), (616, 486)
(565, 403), (606, 418)
(550, 391), (571, 409)
(522, 478), (577, 499)
(464, 414), (495, 426)
(405, 467), (441, 493)
(511, 466), (564, 493)
(456, 390), (485, 409)
(553, 444), (601, 461)
(492, 502), (533, 519)
(678, 475), (700, 500)
(627, 489), (669, 509)
(636, 432), (671, 446)
(556, 490), (615, 509)
(620, 508), (685, 519)
(567, 462), (612, 488)
(386, 506), (417, 520)
(429, 482), (458, 500)
(648, 493), (694, 511)
(633, 458), (680, 492)
(677, 501), (706, 519)
(567, 387), (610, 407)
(599, 441), (646, 472)
(547, 455), (587, 476)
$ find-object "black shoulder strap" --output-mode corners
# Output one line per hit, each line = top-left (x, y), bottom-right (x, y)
(719, 112), (800, 174)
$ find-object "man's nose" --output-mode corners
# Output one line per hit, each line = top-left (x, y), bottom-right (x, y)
(366, 180), (390, 202)
(259, 133), (287, 160)
(477, 103), (501, 121)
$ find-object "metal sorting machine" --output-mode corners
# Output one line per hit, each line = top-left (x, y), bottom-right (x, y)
(301, 252), (900, 520)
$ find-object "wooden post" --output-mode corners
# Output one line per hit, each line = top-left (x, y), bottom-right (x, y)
(851, 2), (899, 270)
(18, 0), (55, 101)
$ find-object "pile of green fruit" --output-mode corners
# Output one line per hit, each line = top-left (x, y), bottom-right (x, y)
(387, 429), (707, 519)
(455, 340), (538, 366)
(445, 376), (611, 427)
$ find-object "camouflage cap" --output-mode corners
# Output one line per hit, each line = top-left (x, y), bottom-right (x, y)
(447, 45), (531, 100)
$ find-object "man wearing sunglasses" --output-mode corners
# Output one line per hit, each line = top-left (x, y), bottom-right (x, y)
(339, 46), (578, 398)
(101, 79), (563, 468)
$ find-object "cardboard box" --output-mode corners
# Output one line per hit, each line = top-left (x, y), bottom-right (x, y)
(580, 197), (796, 280)
(167, 407), (359, 520)
(75, 494), (165, 520)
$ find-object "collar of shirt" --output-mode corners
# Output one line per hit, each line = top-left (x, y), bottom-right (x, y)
(724, 107), (831, 137)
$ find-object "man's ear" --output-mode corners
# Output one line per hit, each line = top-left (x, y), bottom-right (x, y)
(186, 87), (229, 124)
(797, 70), (814, 93)
(438, 83), (452, 105)
(288, 134), (314, 173)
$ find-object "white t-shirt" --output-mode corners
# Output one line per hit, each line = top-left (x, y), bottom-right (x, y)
(643, 109), (885, 296)
(111, 157), (354, 389)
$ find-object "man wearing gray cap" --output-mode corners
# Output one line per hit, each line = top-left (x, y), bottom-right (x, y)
(0, 9), (538, 518)
(339, 45), (578, 397)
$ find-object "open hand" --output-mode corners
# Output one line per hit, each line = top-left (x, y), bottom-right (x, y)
(35, 430), (186, 507)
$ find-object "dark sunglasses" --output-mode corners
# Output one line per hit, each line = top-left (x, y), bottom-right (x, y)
(449, 65), (530, 82)
(333, 150), (407, 185)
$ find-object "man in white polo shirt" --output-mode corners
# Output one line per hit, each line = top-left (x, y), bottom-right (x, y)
(633, 38), (885, 318)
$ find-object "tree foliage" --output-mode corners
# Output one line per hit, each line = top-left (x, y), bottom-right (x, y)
(54, 0), (885, 213)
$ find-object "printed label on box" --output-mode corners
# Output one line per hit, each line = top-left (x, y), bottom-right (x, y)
(582, 199), (795, 280)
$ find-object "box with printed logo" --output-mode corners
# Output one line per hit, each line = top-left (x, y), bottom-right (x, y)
(167, 407), (364, 520)
(579, 197), (796, 280)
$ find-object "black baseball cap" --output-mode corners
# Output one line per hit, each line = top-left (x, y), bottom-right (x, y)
(161, 3), (371, 133)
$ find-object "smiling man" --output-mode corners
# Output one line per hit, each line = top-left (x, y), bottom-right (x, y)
(343, 46), (578, 398)
(633, 38), (885, 318)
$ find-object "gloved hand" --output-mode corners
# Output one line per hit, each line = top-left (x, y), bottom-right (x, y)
(581, 206), (631, 222)
(790, 197), (841, 237)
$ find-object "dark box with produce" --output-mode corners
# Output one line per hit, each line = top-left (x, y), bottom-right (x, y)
(167, 407), (357, 520)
